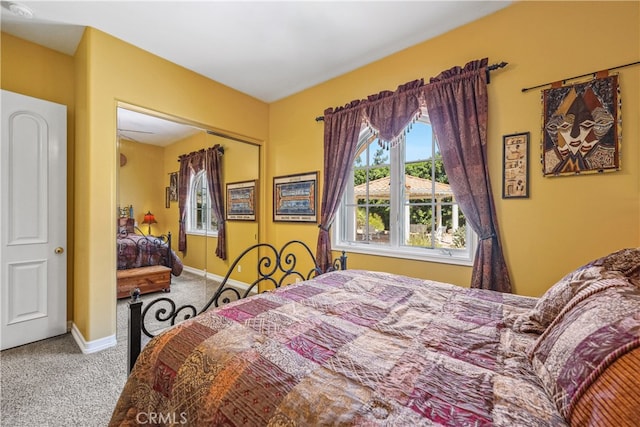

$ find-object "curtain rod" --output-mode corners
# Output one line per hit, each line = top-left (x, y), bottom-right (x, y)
(178, 144), (224, 161)
(315, 61), (508, 122)
(521, 60), (640, 93)
(206, 129), (256, 145)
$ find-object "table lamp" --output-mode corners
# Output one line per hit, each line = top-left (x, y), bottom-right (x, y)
(142, 211), (157, 235)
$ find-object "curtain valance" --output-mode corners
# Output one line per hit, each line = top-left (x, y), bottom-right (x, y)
(322, 59), (497, 147)
(364, 79), (425, 148)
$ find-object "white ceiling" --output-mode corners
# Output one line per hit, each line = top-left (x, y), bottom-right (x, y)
(1, 0), (512, 144)
(116, 107), (202, 146)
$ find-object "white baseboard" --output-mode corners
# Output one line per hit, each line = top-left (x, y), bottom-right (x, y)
(70, 323), (117, 354)
(181, 266), (255, 294)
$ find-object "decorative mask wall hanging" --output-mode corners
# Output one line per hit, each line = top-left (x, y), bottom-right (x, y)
(542, 74), (620, 176)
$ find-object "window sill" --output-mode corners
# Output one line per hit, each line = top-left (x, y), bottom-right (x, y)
(186, 230), (219, 238)
(332, 241), (474, 267)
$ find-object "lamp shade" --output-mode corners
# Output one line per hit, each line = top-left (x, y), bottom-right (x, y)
(142, 211), (157, 225)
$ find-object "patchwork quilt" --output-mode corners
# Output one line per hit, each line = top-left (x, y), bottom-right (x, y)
(117, 233), (183, 276)
(110, 269), (567, 426)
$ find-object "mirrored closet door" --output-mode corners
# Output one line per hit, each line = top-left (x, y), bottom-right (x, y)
(116, 105), (259, 336)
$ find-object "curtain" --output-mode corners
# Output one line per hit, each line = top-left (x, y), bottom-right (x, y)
(364, 79), (425, 147)
(423, 58), (512, 292)
(317, 58), (512, 292)
(177, 150), (205, 252)
(177, 147), (225, 258)
(205, 145), (226, 260)
(316, 101), (364, 272)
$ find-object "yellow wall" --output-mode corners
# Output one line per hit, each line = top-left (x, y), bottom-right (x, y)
(118, 139), (165, 232)
(269, 1), (640, 296)
(162, 131), (208, 270)
(217, 138), (260, 283)
(161, 131), (260, 281)
(119, 129), (261, 278)
(76, 28), (268, 341)
(1, 32), (76, 320)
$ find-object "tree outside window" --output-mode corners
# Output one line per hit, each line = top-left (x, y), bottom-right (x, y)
(335, 118), (475, 264)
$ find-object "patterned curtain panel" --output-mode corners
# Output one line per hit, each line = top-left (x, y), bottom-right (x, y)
(316, 101), (364, 272)
(423, 58), (512, 293)
(205, 145), (226, 260)
(177, 150), (205, 253)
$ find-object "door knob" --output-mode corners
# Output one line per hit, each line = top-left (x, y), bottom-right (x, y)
(54, 247), (64, 254)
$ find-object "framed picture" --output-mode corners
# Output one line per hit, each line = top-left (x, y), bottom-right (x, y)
(542, 75), (619, 176)
(169, 172), (178, 201)
(226, 180), (257, 221)
(165, 187), (171, 208)
(502, 132), (529, 199)
(273, 171), (318, 222)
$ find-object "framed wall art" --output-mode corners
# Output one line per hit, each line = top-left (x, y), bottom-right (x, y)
(542, 74), (620, 176)
(226, 180), (257, 221)
(169, 172), (178, 201)
(273, 171), (318, 223)
(502, 132), (529, 199)
(165, 187), (171, 208)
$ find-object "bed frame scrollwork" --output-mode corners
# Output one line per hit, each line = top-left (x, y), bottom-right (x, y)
(117, 226), (174, 271)
(127, 240), (346, 372)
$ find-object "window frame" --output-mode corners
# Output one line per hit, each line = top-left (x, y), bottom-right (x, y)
(332, 118), (477, 266)
(185, 170), (219, 237)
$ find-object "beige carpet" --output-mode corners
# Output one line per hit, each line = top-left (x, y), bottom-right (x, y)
(0, 271), (219, 426)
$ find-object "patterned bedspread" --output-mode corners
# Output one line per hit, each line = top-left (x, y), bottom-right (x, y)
(110, 270), (567, 426)
(117, 233), (183, 276)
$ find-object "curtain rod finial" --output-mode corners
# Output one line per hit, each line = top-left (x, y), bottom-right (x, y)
(315, 116), (324, 122)
(488, 61), (508, 71)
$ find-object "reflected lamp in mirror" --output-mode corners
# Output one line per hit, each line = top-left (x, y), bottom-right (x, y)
(142, 211), (157, 235)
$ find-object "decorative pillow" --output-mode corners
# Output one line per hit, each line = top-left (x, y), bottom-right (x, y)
(589, 247), (640, 287)
(528, 279), (640, 420)
(511, 247), (640, 334)
(510, 264), (604, 334)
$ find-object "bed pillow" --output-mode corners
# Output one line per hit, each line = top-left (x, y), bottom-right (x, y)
(510, 264), (602, 333)
(511, 247), (640, 334)
(528, 277), (640, 421)
(589, 247), (640, 287)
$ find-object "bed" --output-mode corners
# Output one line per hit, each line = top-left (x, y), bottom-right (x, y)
(116, 217), (184, 299)
(110, 245), (640, 426)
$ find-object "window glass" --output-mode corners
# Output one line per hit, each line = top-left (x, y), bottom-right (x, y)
(187, 171), (218, 234)
(334, 117), (476, 265)
(353, 141), (390, 243)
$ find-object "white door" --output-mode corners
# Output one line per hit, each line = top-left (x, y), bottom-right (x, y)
(1, 90), (67, 350)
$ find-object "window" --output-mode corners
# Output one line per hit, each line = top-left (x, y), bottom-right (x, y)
(333, 117), (476, 265)
(186, 170), (218, 235)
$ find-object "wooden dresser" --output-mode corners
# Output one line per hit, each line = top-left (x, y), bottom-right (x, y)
(117, 265), (171, 299)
